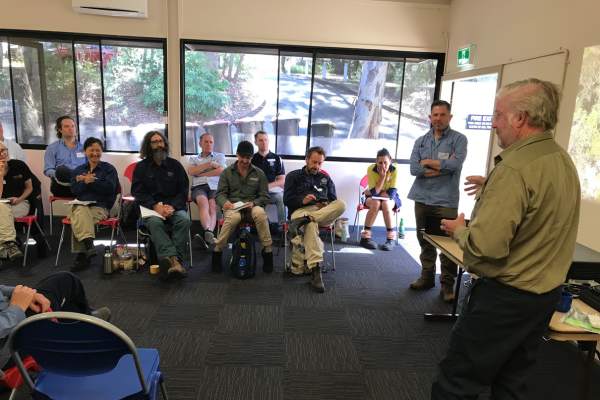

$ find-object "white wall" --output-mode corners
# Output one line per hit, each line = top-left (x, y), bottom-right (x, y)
(446, 0), (600, 251)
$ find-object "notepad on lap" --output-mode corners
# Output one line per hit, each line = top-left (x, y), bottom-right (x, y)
(232, 201), (252, 211)
(140, 205), (165, 220)
(66, 199), (96, 206)
(371, 196), (389, 201)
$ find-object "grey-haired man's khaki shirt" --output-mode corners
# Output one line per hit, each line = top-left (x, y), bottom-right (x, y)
(454, 131), (580, 294)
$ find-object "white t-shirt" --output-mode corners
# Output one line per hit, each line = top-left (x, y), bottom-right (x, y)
(188, 151), (226, 190)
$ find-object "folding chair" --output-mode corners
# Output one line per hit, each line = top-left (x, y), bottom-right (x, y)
(14, 208), (52, 268)
(8, 311), (168, 400)
(0, 356), (41, 400)
(352, 174), (399, 243)
(48, 195), (75, 235)
(283, 220), (337, 272)
(136, 215), (194, 269)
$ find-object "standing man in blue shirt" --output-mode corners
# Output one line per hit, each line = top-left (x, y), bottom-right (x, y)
(187, 132), (226, 246)
(43, 116), (86, 198)
(251, 131), (286, 229)
(408, 100), (468, 302)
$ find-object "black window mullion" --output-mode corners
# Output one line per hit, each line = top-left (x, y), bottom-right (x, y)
(305, 50), (317, 156)
(274, 50), (281, 152)
(98, 40), (107, 146)
(394, 58), (407, 161)
(71, 41), (81, 142)
(6, 38), (19, 143)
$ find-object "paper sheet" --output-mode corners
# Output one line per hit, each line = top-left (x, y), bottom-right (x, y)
(140, 205), (165, 220)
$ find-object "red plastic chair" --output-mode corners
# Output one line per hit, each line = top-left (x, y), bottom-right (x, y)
(352, 174), (399, 243)
(48, 196), (75, 235)
(14, 209), (51, 268)
(1, 356), (41, 399)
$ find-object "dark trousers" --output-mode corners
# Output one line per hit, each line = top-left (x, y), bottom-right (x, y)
(144, 210), (191, 260)
(414, 201), (458, 285)
(431, 278), (561, 400)
(50, 179), (75, 198)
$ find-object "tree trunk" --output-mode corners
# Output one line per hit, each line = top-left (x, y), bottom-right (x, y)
(15, 47), (43, 143)
(348, 61), (388, 139)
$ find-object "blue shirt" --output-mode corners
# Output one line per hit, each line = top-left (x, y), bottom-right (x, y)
(407, 127), (468, 208)
(43, 139), (86, 179)
(0, 285), (26, 368)
(71, 161), (119, 210)
(188, 151), (226, 190)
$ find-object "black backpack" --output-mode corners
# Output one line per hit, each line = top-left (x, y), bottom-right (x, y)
(229, 226), (256, 279)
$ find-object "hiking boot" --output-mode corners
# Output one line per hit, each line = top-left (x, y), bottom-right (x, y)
(441, 284), (455, 303)
(5, 242), (23, 262)
(360, 237), (377, 250)
(168, 256), (187, 279)
(212, 251), (223, 273)
(83, 238), (97, 258)
(204, 230), (215, 245)
(379, 239), (395, 251)
(288, 216), (311, 239)
(409, 276), (435, 290)
(262, 249), (273, 273)
(91, 306), (112, 322)
(71, 253), (91, 272)
(310, 264), (325, 293)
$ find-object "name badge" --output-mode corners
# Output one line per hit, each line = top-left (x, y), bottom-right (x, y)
(250, 177), (258, 181)
(438, 152), (450, 160)
(76, 152), (85, 158)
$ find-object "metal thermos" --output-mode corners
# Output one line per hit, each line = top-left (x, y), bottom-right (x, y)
(103, 246), (113, 274)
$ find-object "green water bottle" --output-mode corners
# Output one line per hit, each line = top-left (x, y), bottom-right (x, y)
(398, 217), (405, 239)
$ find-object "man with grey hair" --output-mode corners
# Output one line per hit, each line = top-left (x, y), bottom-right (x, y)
(0, 121), (26, 162)
(431, 78), (580, 399)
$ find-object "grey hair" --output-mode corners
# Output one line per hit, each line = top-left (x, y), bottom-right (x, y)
(498, 78), (560, 131)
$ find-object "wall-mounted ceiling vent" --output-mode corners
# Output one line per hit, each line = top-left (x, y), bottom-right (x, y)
(72, 0), (148, 18)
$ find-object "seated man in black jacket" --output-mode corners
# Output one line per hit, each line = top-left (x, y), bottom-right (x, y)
(131, 131), (190, 279)
(284, 146), (346, 293)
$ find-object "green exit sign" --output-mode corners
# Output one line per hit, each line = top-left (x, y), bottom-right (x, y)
(457, 45), (474, 67)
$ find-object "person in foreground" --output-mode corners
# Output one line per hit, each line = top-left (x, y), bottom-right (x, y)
(431, 78), (581, 400)
(0, 271), (111, 370)
(284, 146), (346, 293)
(132, 131), (191, 279)
(69, 137), (118, 271)
(359, 148), (401, 251)
(211, 141), (273, 273)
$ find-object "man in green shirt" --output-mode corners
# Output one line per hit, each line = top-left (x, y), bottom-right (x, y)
(431, 78), (581, 400)
(211, 141), (273, 273)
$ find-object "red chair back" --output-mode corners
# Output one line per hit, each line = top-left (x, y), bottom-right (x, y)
(359, 175), (368, 190)
(123, 162), (138, 183)
(0, 356), (40, 390)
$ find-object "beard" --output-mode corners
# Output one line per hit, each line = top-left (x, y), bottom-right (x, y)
(152, 148), (167, 164)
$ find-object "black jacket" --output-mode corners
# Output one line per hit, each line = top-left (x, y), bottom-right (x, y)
(131, 157), (189, 212)
(283, 167), (337, 218)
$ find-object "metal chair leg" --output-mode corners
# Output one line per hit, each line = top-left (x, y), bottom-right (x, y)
(329, 226), (336, 271)
(34, 220), (52, 250)
(21, 222), (32, 267)
(49, 202), (54, 235)
(188, 229), (193, 268)
(353, 210), (361, 242)
(54, 224), (66, 267)
(160, 380), (169, 400)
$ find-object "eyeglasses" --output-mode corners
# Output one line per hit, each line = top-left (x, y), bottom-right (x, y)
(150, 139), (164, 144)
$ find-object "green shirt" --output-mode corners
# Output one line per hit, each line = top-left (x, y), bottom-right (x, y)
(454, 131), (580, 294)
(216, 162), (270, 209)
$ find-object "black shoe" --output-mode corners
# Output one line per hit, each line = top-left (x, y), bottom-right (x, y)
(212, 251), (223, 273)
(360, 237), (377, 250)
(262, 249), (273, 273)
(158, 257), (172, 281)
(83, 238), (97, 258)
(310, 264), (325, 293)
(379, 239), (395, 251)
(71, 253), (91, 272)
(288, 216), (311, 239)
(5, 241), (23, 262)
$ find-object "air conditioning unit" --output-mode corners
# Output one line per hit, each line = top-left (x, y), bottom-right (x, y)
(72, 0), (148, 18)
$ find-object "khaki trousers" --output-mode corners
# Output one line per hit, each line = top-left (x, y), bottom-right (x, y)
(0, 201), (30, 244)
(214, 206), (272, 252)
(69, 205), (108, 253)
(290, 200), (346, 269)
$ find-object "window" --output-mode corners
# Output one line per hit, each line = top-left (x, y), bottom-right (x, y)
(0, 31), (166, 152)
(182, 41), (442, 161)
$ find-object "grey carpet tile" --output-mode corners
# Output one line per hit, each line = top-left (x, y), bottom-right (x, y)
(108, 300), (161, 333)
(164, 282), (229, 305)
(283, 370), (367, 400)
(346, 307), (409, 337)
(216, 304), (283, 334)
(224, 282), (284, 305)
(282, 283), (345, 308)
(204, 333), (286, 367)
(153, 303), (222, 330)
(364, 368), (435, 400)
(283, 307), (352, 335)
(337, 286), (403, 308)
(195, 366), (283, 400)
(285, 333), (362, 372)
(136, 329), (212, 368)
(353, 336), (438, 370)
(160, 368), (203, 400)
(102, 277), (174, 303)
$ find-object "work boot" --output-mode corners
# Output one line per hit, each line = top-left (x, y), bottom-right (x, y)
(379, 239), (395, 251)
(262, 249), (273, 273)
(360, 237), (377, 250)
(168, 256), (187, 279)
(310, 264), (325, 293)
(71, 253), (90, 272)
(441, 283), (455, 303)
(409, 276), (435, 290)
(5, 241), (23, 262)
(288, 216), (311, 239)
(83, 238), (97, 258)
(158, 257), (172, 281)
(212, 251), (223, 273)
(91, 306), (112, 322)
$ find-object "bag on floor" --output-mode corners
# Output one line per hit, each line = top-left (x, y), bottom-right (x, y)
(229, 227), (256, 279)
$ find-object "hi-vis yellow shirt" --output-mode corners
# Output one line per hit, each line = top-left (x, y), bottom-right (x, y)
(367, 164), (398, 194)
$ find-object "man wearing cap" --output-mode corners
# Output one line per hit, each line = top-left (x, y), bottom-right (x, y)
(211, 140), (273, 273)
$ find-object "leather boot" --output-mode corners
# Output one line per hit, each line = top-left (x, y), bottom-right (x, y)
(310, 264), (325, 293)
(262, 249), (273, 273)
(409, 276), (435, 290)
(168, 256), (187, 278)
(441, 283), (455, 303)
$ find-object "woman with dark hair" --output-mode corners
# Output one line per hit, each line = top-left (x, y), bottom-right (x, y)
(69, 137), (118, 271)
(360, 148), (401, 251)
(43, 116), (86, 197)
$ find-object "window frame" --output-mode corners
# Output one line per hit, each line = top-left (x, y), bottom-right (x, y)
(0, 29), (168, 153)
(180, 39), (445, 162)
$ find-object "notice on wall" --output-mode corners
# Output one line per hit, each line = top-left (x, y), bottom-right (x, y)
(465, 114), (492, 130)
